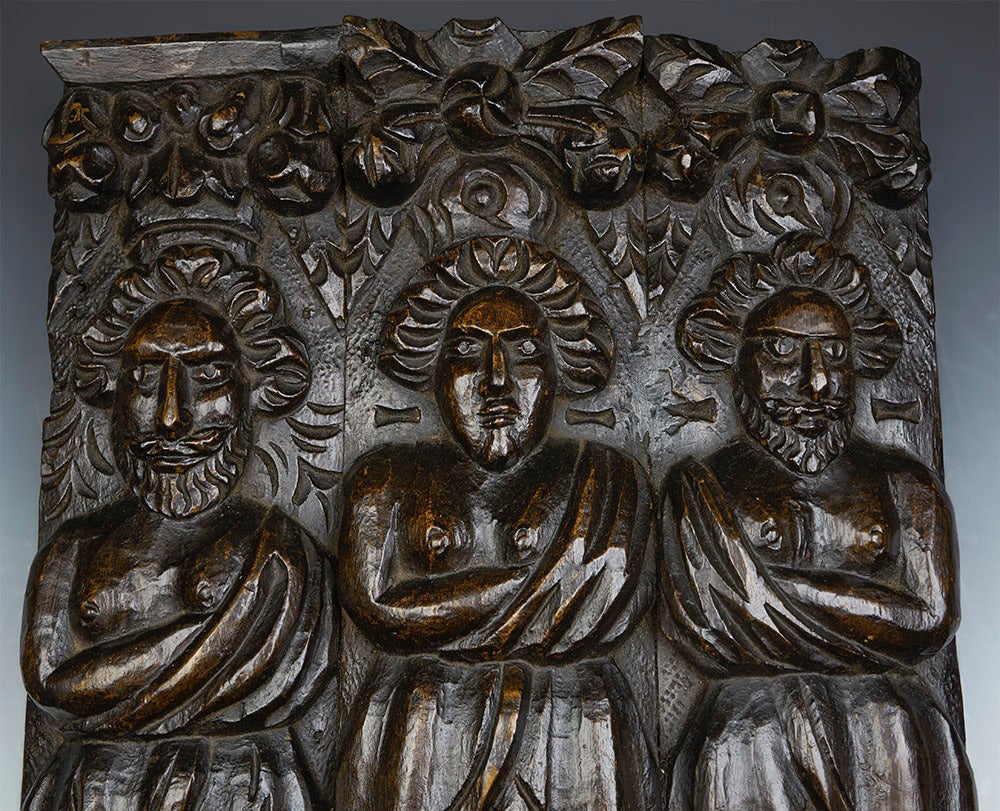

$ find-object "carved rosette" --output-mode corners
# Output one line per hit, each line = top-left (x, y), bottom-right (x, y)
(46, 76), (341, 215)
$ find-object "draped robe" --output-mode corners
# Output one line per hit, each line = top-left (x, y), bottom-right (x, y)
(661, 444), (976, 811)
(21, 498), (336, 811)
(337, 439), (658, 811)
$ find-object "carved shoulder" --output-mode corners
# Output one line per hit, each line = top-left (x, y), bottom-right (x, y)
(342, 444), (402, 499)
(343, 442), (471, 504)
(852, 441), (954, 532)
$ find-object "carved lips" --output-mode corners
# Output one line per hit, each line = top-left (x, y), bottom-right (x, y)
(478, 399), (520, 429)
(763, 397), (849, 435)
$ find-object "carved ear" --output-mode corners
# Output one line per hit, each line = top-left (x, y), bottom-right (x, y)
(854, 315), (903, 378)
(676, 301), (740, 372)
(249, 329), (312, 414)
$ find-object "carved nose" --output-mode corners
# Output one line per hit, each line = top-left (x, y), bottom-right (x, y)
(802, 340), (830, 400)
(484, 339), (509, 393)
(157, 360), (191, 437)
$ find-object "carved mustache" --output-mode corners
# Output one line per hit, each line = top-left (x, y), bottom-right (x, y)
(132, 427), (231, 464)
(764, 398), (849, 421)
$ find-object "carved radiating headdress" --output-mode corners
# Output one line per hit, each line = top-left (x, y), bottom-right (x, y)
(380, 237), (614, 394)
(677, 231), (903, 378)
(75, 245), (310, 413)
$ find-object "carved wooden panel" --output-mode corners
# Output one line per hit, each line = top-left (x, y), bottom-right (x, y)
(23, 17), (976, 811)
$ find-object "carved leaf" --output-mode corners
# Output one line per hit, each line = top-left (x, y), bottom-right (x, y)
(49, 209), (115, 323)
(910, 200), (934, 279)
(252, 446), (281, 498)
(40, 397), (115, 522)
(644, 199), (693, 299)
(824, 47), (919, 124)
(407, 200), (455, 262)
(520, 17), (642, 100)
(645, 35), (751, 109)
(827, 123), (911, 177)
(585, 206), (647, 318)
(342, 17), (443, 98)
(286, 204), (400, 326)
(865, 199), (935, 321)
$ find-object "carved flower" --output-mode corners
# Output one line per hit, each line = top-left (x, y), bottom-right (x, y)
(342, 120), (420, 205)
(198, 84), (259, 152)
(250, 79), (339, 213)
(441, 63), (524, 148)
(341, 16), (643, 206)
(704, 144), (853, 254)
(459, 168), (509, 220)
(46, 77), (337, 214)
(562, 121), (642, 204)
(647, 123), (716, 200)
(45, 90), (121, 209)
(753, 84), (825, 151)
(115, 93), (160, 146)
(647, 36), (929, 207)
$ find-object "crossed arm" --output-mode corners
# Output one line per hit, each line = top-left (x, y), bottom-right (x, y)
(660, 460), (958, 673)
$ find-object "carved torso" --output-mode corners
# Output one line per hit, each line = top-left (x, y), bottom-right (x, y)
(70, 498), (259, 639)
(706, 441), (902, 572)
(363, 439), (578, 576)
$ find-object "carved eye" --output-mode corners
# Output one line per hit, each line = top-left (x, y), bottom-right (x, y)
(823, 340), (847, 361)
(518, 339), (538, 357)
(131, 364), (159, 392)
(191, 363), (230, 384)
(453, 339), (477, 357)
(764, 335), (797, 359)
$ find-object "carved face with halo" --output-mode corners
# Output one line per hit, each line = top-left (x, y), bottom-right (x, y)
(380, 237), (613, 472)
(678, 232), (901, 474)
(739, 289), (853, 438)
(114, 300), (251, 517)
(76, 246), (310, 518)
(736, 287), (856, 473)
(436, 287), (556, 471)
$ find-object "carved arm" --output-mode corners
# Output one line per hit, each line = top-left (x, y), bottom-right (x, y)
(771, 467), (958, 663)
(339, 487), (528, 651)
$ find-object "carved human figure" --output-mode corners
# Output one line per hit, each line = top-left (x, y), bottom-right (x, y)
(337, 237), (659, 810)
(21, 246), (336, 811)
(662, 232), (976, 810)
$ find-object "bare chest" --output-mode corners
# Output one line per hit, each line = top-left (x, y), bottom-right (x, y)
(730, 484), (894, 571)
(394, 489), (568, 575)
(73, 534), (249, 640)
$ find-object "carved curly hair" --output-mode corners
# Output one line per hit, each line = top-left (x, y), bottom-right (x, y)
(75, 245), (310, 414)
(677, 231), (902, 379)
(380, 237), (614, 395)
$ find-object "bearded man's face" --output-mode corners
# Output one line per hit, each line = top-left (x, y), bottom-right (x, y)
(736, 288), (855, 474)
(115, 300), (251, 518)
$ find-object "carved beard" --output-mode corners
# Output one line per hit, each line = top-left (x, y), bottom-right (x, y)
(734, 380), (853, 475)
(118, 416), (252, 519)
(478, 425), (521, 470)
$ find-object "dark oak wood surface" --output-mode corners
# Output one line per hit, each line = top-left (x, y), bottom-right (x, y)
(21, 17), (975, 811)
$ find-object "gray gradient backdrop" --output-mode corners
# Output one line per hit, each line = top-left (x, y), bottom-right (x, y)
(2, 0), (997, 807)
